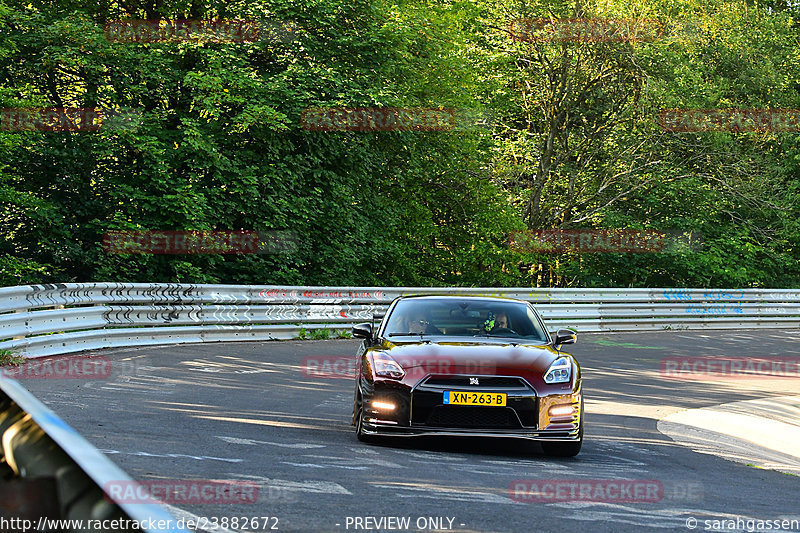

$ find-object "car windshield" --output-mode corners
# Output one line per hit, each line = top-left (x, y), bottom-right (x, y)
(383, 298), (549, 342)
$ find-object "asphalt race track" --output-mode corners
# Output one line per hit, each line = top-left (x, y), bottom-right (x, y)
(18, 331), (800, 533)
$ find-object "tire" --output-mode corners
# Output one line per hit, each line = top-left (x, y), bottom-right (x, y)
(355, 393), (376, 443)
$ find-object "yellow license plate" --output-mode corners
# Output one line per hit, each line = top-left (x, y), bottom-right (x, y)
(443, 391), (507, 406)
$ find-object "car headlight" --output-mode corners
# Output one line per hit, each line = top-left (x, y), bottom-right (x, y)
(544, 356), (572, 384)
(372, 352), (405, 380)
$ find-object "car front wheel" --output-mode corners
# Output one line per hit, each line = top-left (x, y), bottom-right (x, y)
(355, 392), (376, 443)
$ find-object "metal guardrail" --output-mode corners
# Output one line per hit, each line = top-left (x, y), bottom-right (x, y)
(0, 377), (189, 532)
(1, 283), (799, 358)
(0, 282), (798, 529)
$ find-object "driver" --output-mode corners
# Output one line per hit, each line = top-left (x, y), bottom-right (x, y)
(484, 310), (511, 333)
(404, 308), (441, 334)
(494, 311), (510, 330)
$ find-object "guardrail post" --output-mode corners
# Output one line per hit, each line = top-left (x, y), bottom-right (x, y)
(12, 309), (25, 341)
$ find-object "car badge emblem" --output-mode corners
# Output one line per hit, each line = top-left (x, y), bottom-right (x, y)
(470, 377), (479, 385)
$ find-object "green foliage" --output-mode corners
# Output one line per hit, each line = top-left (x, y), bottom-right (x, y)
(0, 0), (798, 289)
(0, 349), (25, 366)
(296, 327), (333, 340)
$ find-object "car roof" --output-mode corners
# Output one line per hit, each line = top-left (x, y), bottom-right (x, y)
(394, 295), (530, 304)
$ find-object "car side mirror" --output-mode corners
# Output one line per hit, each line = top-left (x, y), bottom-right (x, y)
(352, 323), (373, 340)
(554, 328), (577, 347)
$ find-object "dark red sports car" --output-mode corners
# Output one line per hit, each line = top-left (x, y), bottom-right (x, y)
(351, 295), (583, 456)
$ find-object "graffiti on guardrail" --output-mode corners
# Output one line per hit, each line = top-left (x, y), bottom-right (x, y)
(4, 283), (800, 358)
(21, 283), (205, 309)
(258, 289), (388, 302)
(663, 289), (691, 301)
(662, 289), (747, 302)
(94, 305), (379, 325)
(702, 290), (746, 301)
(685, 304), (743, 315)
(300, 290), (385, 299)
(102, 307), (190, 324)
(306, 305), (375, 320)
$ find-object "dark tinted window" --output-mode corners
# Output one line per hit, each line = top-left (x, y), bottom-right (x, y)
(383, 298), (548, 342)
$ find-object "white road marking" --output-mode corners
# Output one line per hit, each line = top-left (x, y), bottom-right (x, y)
(548, 503), (688, 529)
(99, 449), (243, 463)
(234, 474), (352, 495)
(162, 504), (237, 533)
(349, 447), (380, 455)
(593, 441), (670, 457)
(449, 465), (518, 476)
(216, 435), (325, 448)
(387, 450), (468, 461)
(281, 461), (368, 470)
(371, 483), (514, 505)
(300, 454), (404, 469)
(314, 393), (351, 409)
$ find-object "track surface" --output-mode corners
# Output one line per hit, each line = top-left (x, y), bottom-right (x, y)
(19, 331), (800, 532)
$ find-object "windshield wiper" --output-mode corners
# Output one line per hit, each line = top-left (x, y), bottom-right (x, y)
(388, 332), (426, 338)
(473, 333), (524, 338)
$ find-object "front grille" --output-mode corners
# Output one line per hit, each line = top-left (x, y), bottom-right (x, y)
(411, 374), (538, 428)
(425, 406), (522, 429)
(421, 376), (529, 389)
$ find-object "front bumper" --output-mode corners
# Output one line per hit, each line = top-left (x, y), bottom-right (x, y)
(361, 374), (582, 442)
(360, 419), (581, 441)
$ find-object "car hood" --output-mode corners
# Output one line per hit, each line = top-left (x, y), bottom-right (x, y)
(377, 338), (563, 374)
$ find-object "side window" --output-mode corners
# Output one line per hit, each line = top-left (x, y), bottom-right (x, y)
(525, 306), (547, 340)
